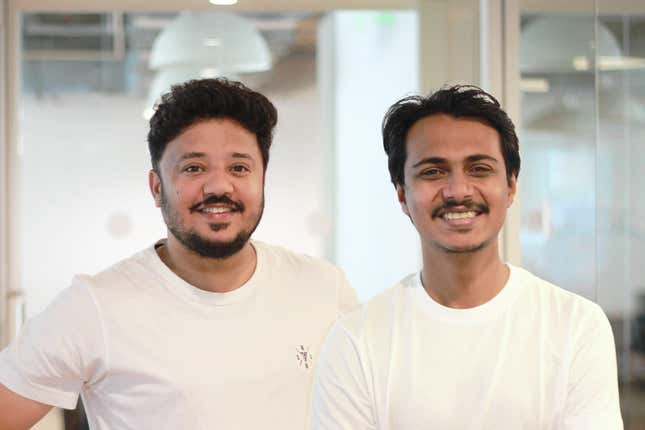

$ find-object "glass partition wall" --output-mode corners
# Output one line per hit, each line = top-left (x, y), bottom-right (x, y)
(519, 8), (645, 428)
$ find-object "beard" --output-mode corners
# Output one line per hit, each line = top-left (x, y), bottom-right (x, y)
(159, 187), (264, 260)
(430, 237), (492, 254)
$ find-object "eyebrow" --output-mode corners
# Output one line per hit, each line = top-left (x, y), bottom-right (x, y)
(178, 151), (255, 161)
(231, 152), (254, 160)
(412, 154), (499, 168)
(179, 151), (206, 161)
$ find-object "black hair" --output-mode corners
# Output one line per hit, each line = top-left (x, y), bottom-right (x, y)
(382, 84), (520, 186)
(147, 78), (277, 172)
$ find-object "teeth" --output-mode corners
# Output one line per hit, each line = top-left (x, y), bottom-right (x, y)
(444, 211), (477, 220)
(202, 207), (233, 214)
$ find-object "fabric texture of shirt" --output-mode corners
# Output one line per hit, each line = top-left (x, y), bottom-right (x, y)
(311, 265), (623, 430)
(0, 240), (358, 430)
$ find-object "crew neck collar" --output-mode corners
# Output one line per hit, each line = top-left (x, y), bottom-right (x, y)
(406, 264), (525, 323)
(143, 239), (265, 306)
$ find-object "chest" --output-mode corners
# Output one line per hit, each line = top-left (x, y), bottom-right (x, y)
(84, 297), (330, 429)
(373, 317), (569, 430)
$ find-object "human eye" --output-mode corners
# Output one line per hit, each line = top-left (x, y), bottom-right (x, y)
(182, 164), (204, 174)
(469, 164), (493, 176)
(230, 164), (250, 175)
(420, 167), (444, 178)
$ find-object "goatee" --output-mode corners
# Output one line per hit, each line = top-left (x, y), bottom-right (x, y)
(160, 188), (264, 259)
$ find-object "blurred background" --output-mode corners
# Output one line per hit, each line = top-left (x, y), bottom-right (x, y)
(0, 0), (644, 428)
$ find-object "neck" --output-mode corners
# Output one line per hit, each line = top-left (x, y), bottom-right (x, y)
(157, 234), (257, 293)
(421, 240), (509, 309)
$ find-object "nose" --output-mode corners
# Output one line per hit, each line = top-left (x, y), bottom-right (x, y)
(202, 168), (234, 197)
(441, 172), (473, 203)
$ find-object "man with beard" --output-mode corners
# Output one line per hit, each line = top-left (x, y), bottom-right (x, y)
(310, 85), (623, 429)
(0, 78), (357, 430)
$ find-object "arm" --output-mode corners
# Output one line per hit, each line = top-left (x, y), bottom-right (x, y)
(310, 321), (376, 430)
(0, 383), (52, 430)
(560, 305), (623, 429)
(0, 278), (106, 418)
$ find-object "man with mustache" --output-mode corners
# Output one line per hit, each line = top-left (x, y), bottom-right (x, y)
(0, 78), (357, 429)
(311, 85), (622, 429)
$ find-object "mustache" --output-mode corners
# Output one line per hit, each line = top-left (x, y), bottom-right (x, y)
(190, 195), (244, 212)
(431, 200), (489, 219)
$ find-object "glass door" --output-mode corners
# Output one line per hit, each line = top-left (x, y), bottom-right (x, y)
(519, 5), (645, 427)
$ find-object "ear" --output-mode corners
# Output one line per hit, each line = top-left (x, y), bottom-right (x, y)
(396, 183), (410, 216)
(149, 169), (163, 208)
(506, 175), (517, 208)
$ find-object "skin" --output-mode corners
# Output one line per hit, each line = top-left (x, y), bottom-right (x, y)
(149, 118), (265, 293)
(0, 384), (52, 429)
(396, 114), (516, 308)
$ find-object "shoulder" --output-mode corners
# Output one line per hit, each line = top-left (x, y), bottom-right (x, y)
(336, 273), (415, 340)
(74, 245), (160, 303)
(254, 240), (346, 281)
(513, 266), (602, 311)
(253, 241), (358, 314)
(511, 265), (608, 330)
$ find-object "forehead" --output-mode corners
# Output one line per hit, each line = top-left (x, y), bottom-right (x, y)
(405, 114), (502, 163)
(161, 118), (260, 165)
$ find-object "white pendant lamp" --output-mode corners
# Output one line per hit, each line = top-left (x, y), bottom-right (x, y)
(149, 11), (271, 73)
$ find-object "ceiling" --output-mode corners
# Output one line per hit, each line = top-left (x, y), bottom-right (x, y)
(13, 0), (415, 13)
(11, 0), (645, 14)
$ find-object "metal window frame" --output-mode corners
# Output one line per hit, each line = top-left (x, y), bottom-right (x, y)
(481, 0), (522, 265)
(0, 0), (21, 349)
(0, 0), (7, 348)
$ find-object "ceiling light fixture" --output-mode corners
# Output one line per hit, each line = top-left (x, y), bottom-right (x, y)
(572, 55), (645, 71)
(521, 16), (645, 73)
(520, 78), (550, 93)
(209, 0), (238, 5)
(200, 68), (220, 78)
(203, 38), (222, 47)
(149, 12), (271, 73)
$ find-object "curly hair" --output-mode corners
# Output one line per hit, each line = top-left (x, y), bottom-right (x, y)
(147, 78), (278, 172)
(382, 84), (520, 186)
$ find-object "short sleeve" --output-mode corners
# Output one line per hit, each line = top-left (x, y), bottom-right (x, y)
(335, 269), (359, 316)
(0, 276), (107, 409)
(310, 319), (376, 430)
(560, 304), (623, 429)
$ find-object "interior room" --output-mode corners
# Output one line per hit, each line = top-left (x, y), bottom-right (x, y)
(1, 0), (644, 428)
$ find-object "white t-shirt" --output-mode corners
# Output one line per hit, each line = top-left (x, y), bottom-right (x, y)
(0, 240), (358, 430)
(311, 265), (623, 430)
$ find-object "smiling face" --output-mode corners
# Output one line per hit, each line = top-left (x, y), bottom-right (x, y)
(149, 118), (264, 259)
(397, 114), (516, 255)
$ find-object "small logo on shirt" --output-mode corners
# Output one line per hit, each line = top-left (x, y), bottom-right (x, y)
(296, 345), (313, 369)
